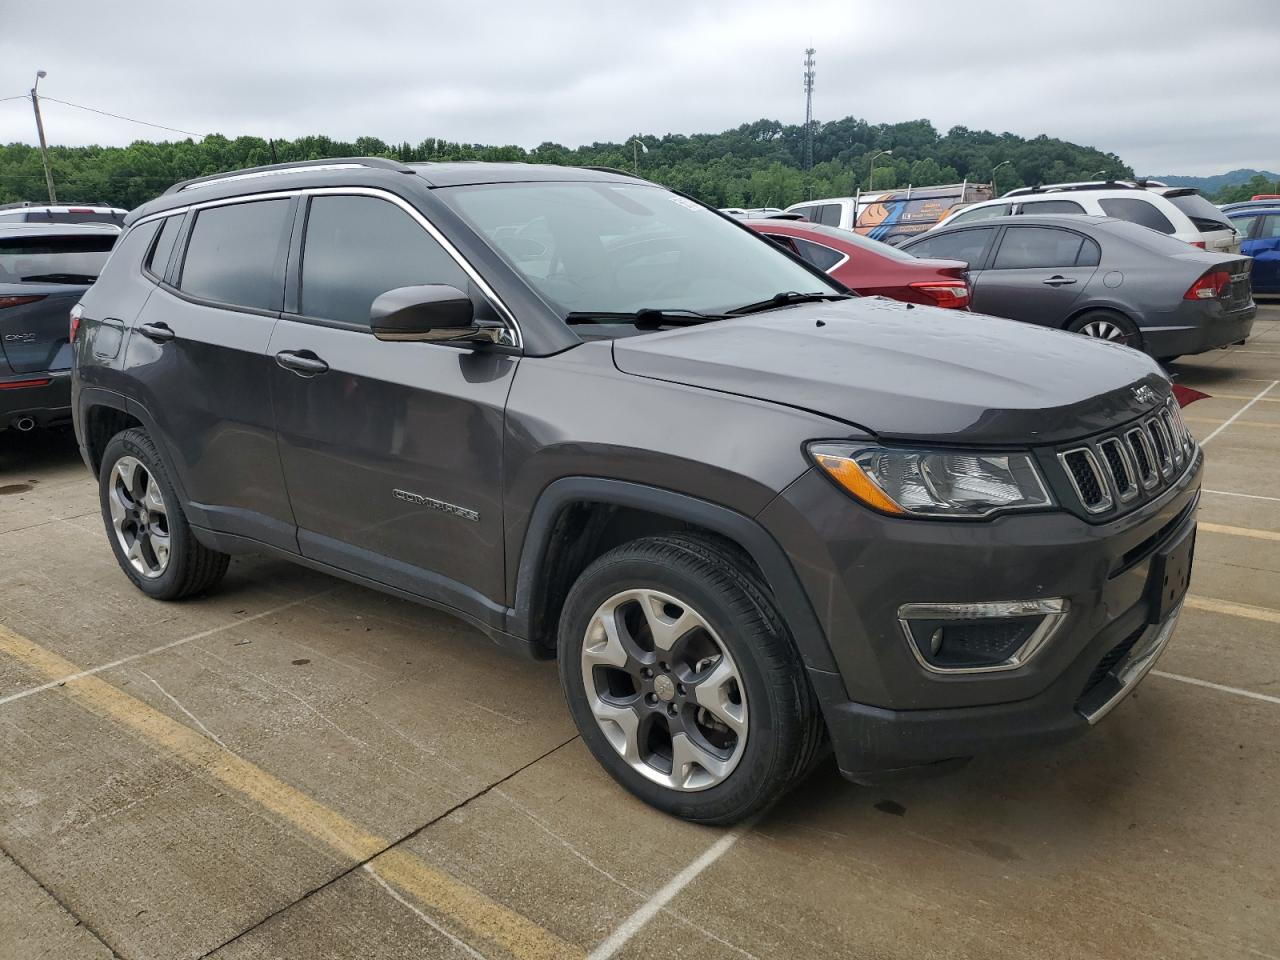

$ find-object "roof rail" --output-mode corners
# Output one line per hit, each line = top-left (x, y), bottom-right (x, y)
(1004, 180), (1146, 197)
(164, 157), (414, 195)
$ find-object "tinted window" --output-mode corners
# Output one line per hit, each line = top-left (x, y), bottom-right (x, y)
(179, 199), (290, 310)
(948, 204), (1011, 224)
(1230, 215), (1259, 238)
(905, 228), (995, 266)
(790, 206), (815, 221)
(793, 238), (845, 271)
(1077, 237), (1101, 267)
(300, 195), (468, 326)
(762, 234), (799, 255)
(0, 233), (116, 284)
(1017, 199), (1085, 215)
(1260, 215), (1280, 240)
(1098, 198), (1176, 234)
(1165, 192), (1233, 232)
(993, 227), (1085, 269)
(816, 204), (842, 227)
(146, 216), (182, 280)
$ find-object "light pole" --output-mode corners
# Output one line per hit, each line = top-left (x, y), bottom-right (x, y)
(991, 159), (1013, 196)
(1093, 169), (1108, 182)
(627, 137), (648, 175)
(31, 70), (56, 204)
(868, 149), (892, 191)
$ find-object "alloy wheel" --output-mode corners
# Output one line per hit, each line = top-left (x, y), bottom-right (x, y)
(1079, 319), (1131, 344)
(107, 456), (171, 579)
(580, 588), (748, 791)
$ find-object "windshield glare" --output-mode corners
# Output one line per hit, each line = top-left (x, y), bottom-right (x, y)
(443, 182), (841, 318)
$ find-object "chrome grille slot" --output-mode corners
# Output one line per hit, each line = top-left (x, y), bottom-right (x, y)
(1124, 428), (1157, 488)
(1058, 448), (1112, 513)
(1147, 417), (1173, 476)
(1098, 438), (1137, 502)
(1161, 409), (1185, 467)
(1167, 399), (1193, 453)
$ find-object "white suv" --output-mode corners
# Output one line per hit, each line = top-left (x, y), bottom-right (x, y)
(935, 182), (1240, 254)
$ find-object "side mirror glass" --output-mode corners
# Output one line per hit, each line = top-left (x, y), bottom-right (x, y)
(370, 285), (500, 344)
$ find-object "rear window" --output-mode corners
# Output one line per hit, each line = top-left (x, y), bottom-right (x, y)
(1017, 199), (1085, 215)
(1165, 192), (1233, 233)
(947, 204), (1011, 224)
(1098, 198), (1176, 235)
(178, 199), (291, 311)
(33, 211), (125, 226)
(0, 234), (116, 284)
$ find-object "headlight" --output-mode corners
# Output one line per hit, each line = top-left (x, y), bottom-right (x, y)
(808, 442), (1054, 518)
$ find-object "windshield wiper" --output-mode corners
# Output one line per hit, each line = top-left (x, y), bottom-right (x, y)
(726, 291), (854, 316)
(19, 273), (99, 284)
(565, 308), (726, 329)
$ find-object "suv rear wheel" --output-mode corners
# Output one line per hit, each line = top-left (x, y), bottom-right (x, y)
(99, 428), (229, 600)
(558, 533), (823, 823)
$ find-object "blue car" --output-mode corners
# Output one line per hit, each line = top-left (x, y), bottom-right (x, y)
(1227, 206), (1280, 294)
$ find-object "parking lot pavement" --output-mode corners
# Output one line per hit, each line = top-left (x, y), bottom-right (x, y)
(1, 305), (1278, 960)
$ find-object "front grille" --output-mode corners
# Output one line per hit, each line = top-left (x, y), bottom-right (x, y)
(1056, 398), (1196, 519)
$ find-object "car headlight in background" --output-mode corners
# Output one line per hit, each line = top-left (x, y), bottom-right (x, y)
(808, 442), (1054, 518)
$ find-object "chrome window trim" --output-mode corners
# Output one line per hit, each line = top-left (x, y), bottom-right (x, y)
(130, 187), (521, 348)
(896, 598), (1069, 675)
(176, 163), (368, 192)
(1098, 437), (1139, 503)
(1058, 447), (1113, 513)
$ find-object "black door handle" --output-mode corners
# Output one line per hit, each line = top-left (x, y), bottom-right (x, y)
(275, 350), (329, 376)
(138, 322), (176, 343)
(1042, 276), (1077, 286)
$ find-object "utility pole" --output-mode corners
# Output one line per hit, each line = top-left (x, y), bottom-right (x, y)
(802, 48), (816, 172)
(31, 70), (56, 204)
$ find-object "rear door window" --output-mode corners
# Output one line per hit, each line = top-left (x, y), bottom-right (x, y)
(992, 227), (1085, 269)
(299, 194), (469, 327)
(816, 204), (842, 227)
(178, 199), (291, 311)
(792, 238), (845, 271)
(1259, 215), (1280, 239)
(1230, 215), (1259, 239)
(1017, 199), (1086, 215)
(0, 233), (116, 284)
(1097, 198), (1176, 234)
(905, 227), (996, 266)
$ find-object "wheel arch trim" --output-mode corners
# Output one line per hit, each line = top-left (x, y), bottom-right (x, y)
(510, 477), (843, 679)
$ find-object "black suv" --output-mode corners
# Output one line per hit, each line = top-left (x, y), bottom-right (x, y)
(73, 159), (1201, 823)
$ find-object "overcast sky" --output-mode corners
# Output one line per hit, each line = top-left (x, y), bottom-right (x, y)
(1, 0), (1275, 175)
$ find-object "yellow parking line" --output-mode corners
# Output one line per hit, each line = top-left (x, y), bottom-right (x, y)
(1185, 595), (1280, 626)
(1199, 522), (1280, 542)
(0, 624), (580, 960)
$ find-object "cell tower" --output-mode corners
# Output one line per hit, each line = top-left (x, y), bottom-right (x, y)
(803, 48), (816, 171)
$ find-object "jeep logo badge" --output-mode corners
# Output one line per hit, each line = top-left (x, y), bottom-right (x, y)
(1131, 385), (1158, 406)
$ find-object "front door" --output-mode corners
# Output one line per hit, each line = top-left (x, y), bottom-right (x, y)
(970, 225), (1099, 327)
(269, 192), (516, 615)
(1245, 214), (1280, 294)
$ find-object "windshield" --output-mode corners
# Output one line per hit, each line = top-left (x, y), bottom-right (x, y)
(1166, 192), (1233, 233)
(0, 234), (116, 283)
(443, 181), (841, 319)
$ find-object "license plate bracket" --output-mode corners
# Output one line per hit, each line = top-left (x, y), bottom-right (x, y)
(1148, 523), (1196, 624)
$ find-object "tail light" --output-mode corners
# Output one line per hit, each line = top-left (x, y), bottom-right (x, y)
(909, 281), (971, 309)
(0, 295), (46, 310)
(1188, 240), (1206, 249)
(1184, 270), (1231, 300)
(70, 303), (83, 343)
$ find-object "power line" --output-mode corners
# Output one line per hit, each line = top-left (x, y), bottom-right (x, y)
(0, 94), (30, 103)
(37, 96), (204, 140)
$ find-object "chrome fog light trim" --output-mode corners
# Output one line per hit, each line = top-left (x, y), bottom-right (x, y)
(897, 599), (1069, 675)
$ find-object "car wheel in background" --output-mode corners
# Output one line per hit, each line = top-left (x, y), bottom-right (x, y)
(1067, 310), (1143, 352)
(99, 428), (230, 600)
(558, 533), (825, 824)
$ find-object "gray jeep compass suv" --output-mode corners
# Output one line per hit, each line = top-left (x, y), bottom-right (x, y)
(72, 159), (1201, 824)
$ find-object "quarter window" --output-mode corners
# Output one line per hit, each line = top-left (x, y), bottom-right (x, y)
(793, 238), (845, 271)
(146, 216), (182, 280)
(178, 199), (291, 311)
(906, 227), (995, 266)
(992, 227), (1086, 269)
(299, 195), (468, 327)
(1097, 198), (1176, 235)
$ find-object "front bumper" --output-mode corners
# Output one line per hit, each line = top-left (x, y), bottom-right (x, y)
(0, 368), (71, 429)
(759, 448), (1201, 777)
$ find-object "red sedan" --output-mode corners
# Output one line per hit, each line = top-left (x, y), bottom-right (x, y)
(748, 220), (971, 309)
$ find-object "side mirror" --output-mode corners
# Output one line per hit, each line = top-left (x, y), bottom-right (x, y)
(370, 285), (501, 345)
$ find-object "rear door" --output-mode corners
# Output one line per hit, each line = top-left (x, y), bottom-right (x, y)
(0, 231), (115, 373)
(125, 197), (297, 550)
(268, 191), (516, 609)
(970, 225), (1099, 327)
(1247, 214), (1280, 292)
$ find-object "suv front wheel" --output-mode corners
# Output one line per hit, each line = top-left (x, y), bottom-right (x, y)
(558, 533), (824, 824)
(98, 428), (230, 600)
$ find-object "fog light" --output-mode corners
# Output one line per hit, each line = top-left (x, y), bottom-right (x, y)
(897, 599), (1068, 674)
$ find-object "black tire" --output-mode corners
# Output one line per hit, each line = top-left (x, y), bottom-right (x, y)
(98, 428), (229, 600)
(1066, 310), (1144, 352)
(557, 533), (824, 824)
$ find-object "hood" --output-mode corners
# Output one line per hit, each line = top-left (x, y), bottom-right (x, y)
(611, 298), (1169, 445)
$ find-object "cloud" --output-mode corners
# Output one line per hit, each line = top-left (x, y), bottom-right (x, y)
(0, 0), (1272, 174)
